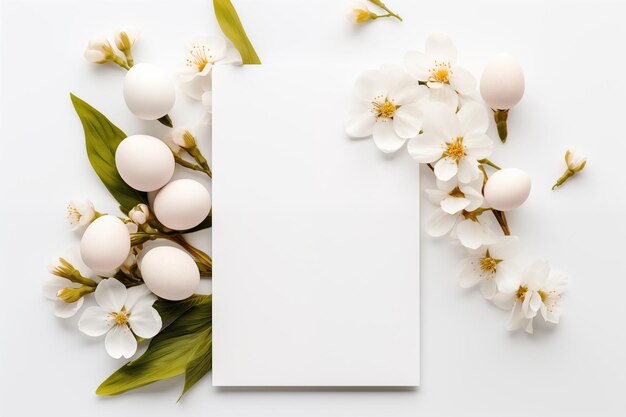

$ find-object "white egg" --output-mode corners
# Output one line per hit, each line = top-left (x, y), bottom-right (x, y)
(480, 54), (525, 110)
(153, 179), (211, 230)
(140, 246), (200, 301)
(115, 134), (175, 192)
(123, 63), (175, 120)
(484, 168), (531, 212)
(80, 215), (131, 273)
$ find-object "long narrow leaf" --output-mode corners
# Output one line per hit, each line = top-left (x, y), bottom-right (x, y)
(70, 93), (148, 213)
(214, 0), (261, 64)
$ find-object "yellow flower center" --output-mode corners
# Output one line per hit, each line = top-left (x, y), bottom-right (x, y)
(371, 96), (398, 120)
(515, 285), (528, 302)
(538, 289), (560, 312)
(444, 137), (465, 161)
(480, 257), (498, 275)
(111, 311), (130, 326)
(186, 45), (213, 72)
(429, 61), (452, 84)
(67, 205), (81, 224)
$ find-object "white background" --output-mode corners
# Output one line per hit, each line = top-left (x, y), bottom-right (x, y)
(0, 0), (625, 416)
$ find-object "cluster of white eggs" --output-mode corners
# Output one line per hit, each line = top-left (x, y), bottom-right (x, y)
(79, 63), (211, 301)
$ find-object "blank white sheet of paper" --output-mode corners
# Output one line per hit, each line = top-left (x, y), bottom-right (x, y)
(211, 65), (420, 386)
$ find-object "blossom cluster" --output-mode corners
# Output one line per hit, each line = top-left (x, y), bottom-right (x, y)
(346, 33), (567, 333)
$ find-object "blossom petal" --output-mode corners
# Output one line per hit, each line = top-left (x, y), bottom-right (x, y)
(434, 157), (458, 181)
(372, 121), (406, 153)
(95, 279), (127, 313)
(462, 186), (483, 211)
(495, 261), (522, 293)
(42, 278), (77, 300)
(458, 258), (481, 288)
(393, 105), (422, 138)
(389, 77), (427, 105)
(407, 133), (444, 163)
(526, 261), (551, 289)
(129, 306), (162, 339)
(78, 306), (114, 336)
(428, 86), (459, 113)
(529, 291), (543, 313)
(125, 284), (157, 312)
(346, 113), (375, 138)
(456, 219), (483, 249)
(458, 102), (489, 135)
(404, 50), (430, 81)
(441, 196), (470, 214)
(422, 103), (461, 139)
(426, 209), (457, 237)
(505, 302), (525, 331)
(457, 157), (480, 183)
(463, 133), (493, 160)
(489, 235), (519, 260)
(105, 325), (137, 359)
(425, 33), (457, 63)
(493, 292), (516, 310)
(450, 66), (476, 95)
(480, 278), (497, 299)
(354, 69), (389, 101)
(54, 298), (84, 318)
(424, 189), (448, 205)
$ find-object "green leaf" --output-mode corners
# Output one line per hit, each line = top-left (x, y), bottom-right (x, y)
(179, 328), (212, 400)
(97, 296), (212, 396)
(70, 93), (148, 214)
(154, 294), (212, 325)
(213, 0), (261, 64)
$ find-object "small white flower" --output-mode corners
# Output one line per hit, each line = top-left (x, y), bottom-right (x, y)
(114, 28), (139, 52)
(425, 173), (483, 215)
(457, 235), (521, 299)
(404, 33), (476, 98)
(565, 147), (587, 172)
(493, 261), (567, 333)
(171, 127), (197, 149)
(42, 278), (84, 318)
(346, 66), (429, 153)
(427, 204), (497, 249)
(128, 203), (149, 225)
(67, 200), (96, 230)
(84, 36), (115, 64)
(176, 35), (241, 101)
(120, 247), (140, 275)
(78, 279), (162, 359)
(407, 102), (493, 183)
(346, 1), (374, 24)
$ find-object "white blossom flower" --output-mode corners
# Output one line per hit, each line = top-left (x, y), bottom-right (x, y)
(67, 200), (96, 230)
(346, 67), (429, 153)
(457, 235), (521, 299)
(84, 36), (116, 64)
(128, 203), (149, 225)
(346, 1), (375, 24)
(427, 203), (497, 249)
(493, 261), (567, 333)
(425, 172), (483, 215)
(78, 279), (161, 359)
(120, 247), (140, 275)
(404, 33), (476, 98)
(176, 35), (241, 101)
(407, 102), (492, 182)
(42, 278), (84, 318)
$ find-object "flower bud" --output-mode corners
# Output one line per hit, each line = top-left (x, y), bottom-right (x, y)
(114, 29), (137, 52)
(84, 36), (115, 64)
(172, 127), (197, 149)
(346, 2), (375, 24)
(129, 203), (150, 225)
(67, 200), (96, 230)
(121, 248), (139, 275)
(565, 148), (587, 173)
(165, 133), (182, 155)
(56, 285), (94, 303)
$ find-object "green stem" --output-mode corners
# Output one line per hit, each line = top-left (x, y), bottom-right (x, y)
(493, 109), (509, 143)
(167, 235), (212, 275)
(479, 158), (501, 170)
(123, 50), (134, 68)
(552, 169), (575, 190)
(368, 0), (403, 21)
(111, 55), (130, 70)
(187, 146), (212, 177)
(174, 155), (212, 177)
